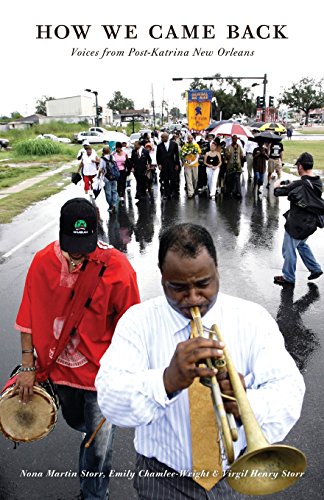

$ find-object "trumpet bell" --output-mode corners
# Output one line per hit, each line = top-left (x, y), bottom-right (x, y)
(227, 444), (307, 496)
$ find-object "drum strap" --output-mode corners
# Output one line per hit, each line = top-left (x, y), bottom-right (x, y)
(37, 257), (108, 382)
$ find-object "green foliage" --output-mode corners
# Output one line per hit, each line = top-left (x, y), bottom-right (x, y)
(35, 96), (55, 115)
(126, 122), (141, 135)
(170, 107), (181, 119)
(280, 78), (324, 125)
(15, 139), (68, 156)
(107, 91), (135, 113)
(11, 111), (23, 119)
(0, 121), (89, 145)
(0, 166), (51, 189)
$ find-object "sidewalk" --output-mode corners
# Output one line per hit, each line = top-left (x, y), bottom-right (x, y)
(0, 162), (77, 200)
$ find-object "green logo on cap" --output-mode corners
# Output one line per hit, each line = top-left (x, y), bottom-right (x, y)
(74, 219), (87, 229)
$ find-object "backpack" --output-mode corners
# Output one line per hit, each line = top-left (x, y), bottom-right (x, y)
(102, 155), (120, 181)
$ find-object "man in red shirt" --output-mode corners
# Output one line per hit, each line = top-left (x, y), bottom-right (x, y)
(14, 197), (140, 500)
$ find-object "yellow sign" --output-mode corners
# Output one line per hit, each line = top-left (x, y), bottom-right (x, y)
(186, 90), (212, 130)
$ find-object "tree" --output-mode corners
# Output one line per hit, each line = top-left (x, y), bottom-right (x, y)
(35, 96), (55, 115)
(170, 107), (181, 120)
(107, 91), (134, 113)
(10, 111), (23, 119)
(279, 78), (324, 125)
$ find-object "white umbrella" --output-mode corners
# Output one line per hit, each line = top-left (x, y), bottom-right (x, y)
(210, 122), (254, 138)
(104, 131), (130, 143)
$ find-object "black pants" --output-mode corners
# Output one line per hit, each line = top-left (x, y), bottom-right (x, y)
(134, 454), (245, 500)
(160, 166), (180, 197)
(117, 170), (127, 198)
(226, 171), (242, 197)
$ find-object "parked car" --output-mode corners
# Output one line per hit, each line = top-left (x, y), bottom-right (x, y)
(129, 132), (141, 146)
(0, 138), (9, 149)
(89, 127), (108, 135)
(36, 134), (71, 143)
(76, 131), (105, 144)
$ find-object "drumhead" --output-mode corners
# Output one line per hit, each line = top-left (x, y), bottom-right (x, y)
(0, 385), (57, 442)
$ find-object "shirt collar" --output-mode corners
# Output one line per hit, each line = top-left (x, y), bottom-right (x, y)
(162, 294), (221, 337)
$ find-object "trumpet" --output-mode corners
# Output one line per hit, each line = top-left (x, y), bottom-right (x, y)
(190, 306), (307, 496)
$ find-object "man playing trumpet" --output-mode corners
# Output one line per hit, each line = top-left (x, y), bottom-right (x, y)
(96, 223), (305, 499)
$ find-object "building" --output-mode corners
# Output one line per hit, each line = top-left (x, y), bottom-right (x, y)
(45, 95), (113, 126)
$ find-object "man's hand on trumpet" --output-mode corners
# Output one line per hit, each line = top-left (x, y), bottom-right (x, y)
(163, 336), (246, 418)
(217, 370), (246, 419)
(163, 337), (223, 395)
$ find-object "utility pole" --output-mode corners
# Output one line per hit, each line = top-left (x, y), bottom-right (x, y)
(151, 84), (156, 128)
(85, 89), (99, 126)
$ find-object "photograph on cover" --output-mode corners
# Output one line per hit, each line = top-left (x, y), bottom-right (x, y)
(0, 1), (323, 499)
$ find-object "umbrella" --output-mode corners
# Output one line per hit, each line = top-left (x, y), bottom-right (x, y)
(104, 131), (130, 143)
(258, 122), (286, 134)
(210, 122), (254, 138)
(248, 121), (265, 129)
(205, 119), (235, 131)
(252, 131), (283, 143)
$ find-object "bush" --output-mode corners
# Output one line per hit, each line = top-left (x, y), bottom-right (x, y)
(15, 139), (68, 156)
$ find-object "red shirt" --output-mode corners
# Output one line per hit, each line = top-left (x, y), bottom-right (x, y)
(15, 241), (140, 390)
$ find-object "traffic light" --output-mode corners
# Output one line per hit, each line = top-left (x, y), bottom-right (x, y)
(269, 96), (274, 107)
(97, 106), (103, 114)
(256, 96), (265, 108)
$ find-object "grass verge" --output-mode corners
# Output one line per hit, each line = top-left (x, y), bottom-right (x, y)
(0, 166), (75, 224)
(282, 140), (324, 169)
(0, 165), (54, 189)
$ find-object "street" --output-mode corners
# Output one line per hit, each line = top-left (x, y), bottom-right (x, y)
(0, 172), (323, 500)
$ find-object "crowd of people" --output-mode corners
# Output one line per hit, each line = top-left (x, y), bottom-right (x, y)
(76, 127), (287, 207)
(8, 126), (323, 500)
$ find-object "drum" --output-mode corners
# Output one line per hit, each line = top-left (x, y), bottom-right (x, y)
(0, 375), (58, 443)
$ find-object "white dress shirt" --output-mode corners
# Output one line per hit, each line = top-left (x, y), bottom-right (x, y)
(96, 293), (305, 473)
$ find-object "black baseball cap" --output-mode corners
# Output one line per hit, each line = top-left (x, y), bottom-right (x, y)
(59, 198), (98, 254)
(295, 152), (313, 168)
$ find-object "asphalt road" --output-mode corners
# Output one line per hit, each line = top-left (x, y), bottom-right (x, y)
(0, 173), (323, 500)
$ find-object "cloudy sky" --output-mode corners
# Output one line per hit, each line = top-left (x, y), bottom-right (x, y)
(1, 0), (322, 117)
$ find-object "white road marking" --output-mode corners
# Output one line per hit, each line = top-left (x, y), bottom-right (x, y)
(2, 219), (57, 259)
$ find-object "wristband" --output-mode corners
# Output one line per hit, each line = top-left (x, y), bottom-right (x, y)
(22, 349), (34, 354)
(18, 366), (36, 373)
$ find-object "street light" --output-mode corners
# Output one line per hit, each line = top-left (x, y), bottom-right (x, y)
(172, 74), (268, 121)
(85, 89), (99, 126)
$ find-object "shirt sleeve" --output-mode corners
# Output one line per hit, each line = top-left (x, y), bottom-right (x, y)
(243, 307), (305, 445)
(14, 259), (34, 333)
(96, 309), (178, 428)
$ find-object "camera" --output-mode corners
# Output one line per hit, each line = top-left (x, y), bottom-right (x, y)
(280, 180), (290, 186)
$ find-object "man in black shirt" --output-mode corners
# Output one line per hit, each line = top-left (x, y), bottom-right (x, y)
(273, 152), (323, 285)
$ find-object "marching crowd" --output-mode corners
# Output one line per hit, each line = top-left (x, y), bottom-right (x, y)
(75, 127), (285, 209)
(9, 126), (324, 500)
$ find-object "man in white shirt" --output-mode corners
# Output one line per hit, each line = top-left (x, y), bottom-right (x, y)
(96, 223), (305, 499)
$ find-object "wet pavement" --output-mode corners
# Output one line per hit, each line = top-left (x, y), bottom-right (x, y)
(0, 172), (323, 499)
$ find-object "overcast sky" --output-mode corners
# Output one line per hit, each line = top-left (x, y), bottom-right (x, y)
(1, 0), (322, 117)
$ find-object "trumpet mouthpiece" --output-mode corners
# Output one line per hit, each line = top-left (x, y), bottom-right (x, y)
(190, 306), (201, 318)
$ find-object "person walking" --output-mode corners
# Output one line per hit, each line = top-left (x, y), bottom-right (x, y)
(267, 140), (284, 188)
(203, 141), (221, 199)
(273, 152), (323, 285)
(77, 144), (100, 196)
(14, 198), (140, 499)
(113, 142), (128, 206)
(131, 141), (152, 200)
(96, 223), (305, 499)
(100, 146), (119, 213)
(156, 132), (181, 199)
(225, 135), (244, 198)
(253, 143), (269, 194)
(180, 135), (201, 199)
